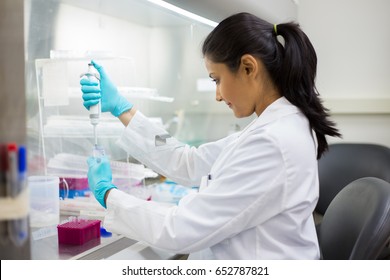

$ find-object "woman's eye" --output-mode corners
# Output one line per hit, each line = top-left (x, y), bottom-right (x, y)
(212, 78), (219, 85)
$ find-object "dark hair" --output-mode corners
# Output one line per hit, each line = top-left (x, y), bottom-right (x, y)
(202, 12), (341, 159)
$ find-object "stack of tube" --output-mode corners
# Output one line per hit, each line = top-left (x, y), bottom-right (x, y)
(0, 143), (28, 247)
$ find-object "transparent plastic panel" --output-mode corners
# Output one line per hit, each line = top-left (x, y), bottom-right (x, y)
(26, 0), (252, 183)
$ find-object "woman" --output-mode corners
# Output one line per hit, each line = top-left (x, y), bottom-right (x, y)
(81, 12), (340, 259)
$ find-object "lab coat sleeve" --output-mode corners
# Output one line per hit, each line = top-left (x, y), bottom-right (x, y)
(105, 130), (288, 254)
(116, 111), (233, 186)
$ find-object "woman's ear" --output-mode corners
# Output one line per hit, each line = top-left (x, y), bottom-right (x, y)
(240, 54), (258, 76)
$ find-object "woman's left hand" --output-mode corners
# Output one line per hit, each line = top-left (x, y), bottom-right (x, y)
(87, 156), (117, 208)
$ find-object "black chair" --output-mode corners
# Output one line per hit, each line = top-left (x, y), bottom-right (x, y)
(316, 143), (390, 216)
(317, 177), (390, 259)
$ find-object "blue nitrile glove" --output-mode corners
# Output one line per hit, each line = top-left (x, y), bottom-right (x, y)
(87, 156), (117, 208)
(80, 60), (133, 117)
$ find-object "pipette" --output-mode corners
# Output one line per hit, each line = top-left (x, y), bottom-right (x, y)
(81, 63), (100, 146)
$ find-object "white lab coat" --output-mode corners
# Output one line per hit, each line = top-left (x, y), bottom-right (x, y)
(104, 97), (320, 259)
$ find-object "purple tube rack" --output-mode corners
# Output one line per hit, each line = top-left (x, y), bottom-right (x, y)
(57, 219), (101, 245)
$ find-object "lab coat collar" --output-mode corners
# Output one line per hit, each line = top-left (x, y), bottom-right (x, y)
(250, 96), (300, 130)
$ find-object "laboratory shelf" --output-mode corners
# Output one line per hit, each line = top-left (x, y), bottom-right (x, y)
(42, 115), (125, 138)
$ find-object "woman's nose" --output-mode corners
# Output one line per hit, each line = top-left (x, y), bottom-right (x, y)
(216, 90), (223, 102)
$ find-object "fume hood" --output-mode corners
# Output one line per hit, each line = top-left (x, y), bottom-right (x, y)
(1, 0), (297, 260)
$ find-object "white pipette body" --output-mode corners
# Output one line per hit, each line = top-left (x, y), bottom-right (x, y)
(86, 63), (100, 126)
(81, 63), (100, 145)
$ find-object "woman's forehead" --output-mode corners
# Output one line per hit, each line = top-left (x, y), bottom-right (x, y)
(204, 57), (226, 72)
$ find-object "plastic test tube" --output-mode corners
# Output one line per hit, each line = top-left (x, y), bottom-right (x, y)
(93, 145), (105, 163)
(10, 146), (28, 246)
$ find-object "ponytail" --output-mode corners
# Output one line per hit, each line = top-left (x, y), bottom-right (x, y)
(275, 22), (341, 158)
(202, 12), (341, 159)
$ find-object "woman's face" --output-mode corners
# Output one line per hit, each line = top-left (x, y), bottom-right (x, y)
(204, 55), (280, 117)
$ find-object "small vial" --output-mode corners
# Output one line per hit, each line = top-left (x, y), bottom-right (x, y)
(93, 145), (105, 163)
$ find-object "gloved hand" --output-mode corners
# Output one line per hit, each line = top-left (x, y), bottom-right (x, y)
(80, 60), (133, 117)
(87, 155), (117, 208)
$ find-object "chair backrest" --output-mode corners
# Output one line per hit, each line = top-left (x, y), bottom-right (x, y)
(316, 143), (390, 215)
(317, 177), (390, 260)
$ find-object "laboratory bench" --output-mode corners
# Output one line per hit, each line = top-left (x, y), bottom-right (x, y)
(27, 174), (193, 260)
(30, 221), (186, 260)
